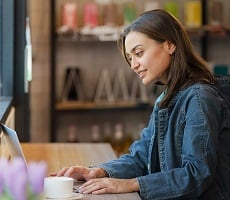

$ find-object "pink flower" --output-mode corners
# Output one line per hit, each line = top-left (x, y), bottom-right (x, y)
(0, 158), (8, 194)
(0, 157), (47, 199)
(11, 172), (27, 200)
(3, 157), (28, 200)
(28, 161), (47, 195)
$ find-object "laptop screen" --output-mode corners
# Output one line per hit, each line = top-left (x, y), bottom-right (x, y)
(0, 123), (27, 165)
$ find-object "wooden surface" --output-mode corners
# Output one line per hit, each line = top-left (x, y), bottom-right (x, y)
(22, 143), (141, 200)
(56, 101), (151, 110)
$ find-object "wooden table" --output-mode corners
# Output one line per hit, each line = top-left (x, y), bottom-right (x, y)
(22, 143), (141, 200)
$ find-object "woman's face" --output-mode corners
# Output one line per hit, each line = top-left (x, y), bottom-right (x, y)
(125, 31), (174, 85)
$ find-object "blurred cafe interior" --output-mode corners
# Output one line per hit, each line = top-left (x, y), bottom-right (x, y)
(1, 0), (230, 157)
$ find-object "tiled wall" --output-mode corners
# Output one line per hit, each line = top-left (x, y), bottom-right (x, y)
(29, 0), (230, 142)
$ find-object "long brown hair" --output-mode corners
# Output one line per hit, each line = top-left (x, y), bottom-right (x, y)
(118, 9), (214, 108)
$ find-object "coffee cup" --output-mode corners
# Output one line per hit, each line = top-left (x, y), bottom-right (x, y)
(44, 176), (74, 198)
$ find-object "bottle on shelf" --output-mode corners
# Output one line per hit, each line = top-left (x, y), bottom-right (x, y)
(123, 1), (136, 25)
(103, 122), (112, 144)
(101, 1), (118, 26)
(66, 124), (79, 143)
(184, 0), (202, 28)
(111, 123), (125, 156)
(83, 2), (99, 28)
(164, 1), (179, 19)
(61, 2), (78, 31)
(209, 0), (223, 27)
(90, 124), (101, 143)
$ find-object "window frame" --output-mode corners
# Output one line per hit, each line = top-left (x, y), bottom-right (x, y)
(0, 0), (14, 121)
(0, 0), (29, 142)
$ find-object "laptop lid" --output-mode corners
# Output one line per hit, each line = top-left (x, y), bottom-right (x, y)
(0, 123), (27, 166)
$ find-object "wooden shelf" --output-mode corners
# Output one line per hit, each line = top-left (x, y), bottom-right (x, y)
(57, 27), (206, 41)
(56, 35), (118, 43)
(56, 26), (121, 42)
(56, 101), (152, 111)
(186, 25), (230, 36)
(55, 25), (230, 44)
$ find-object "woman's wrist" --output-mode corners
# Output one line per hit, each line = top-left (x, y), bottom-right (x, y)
(94, 167), (109, 178)
(129, 178), (140, 192)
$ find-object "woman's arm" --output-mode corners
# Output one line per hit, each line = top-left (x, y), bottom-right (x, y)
(79, 177), (139, 194)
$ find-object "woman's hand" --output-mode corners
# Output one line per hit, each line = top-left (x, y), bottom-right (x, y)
(50, 166), (108, 181)
(79, 178), (139, 194)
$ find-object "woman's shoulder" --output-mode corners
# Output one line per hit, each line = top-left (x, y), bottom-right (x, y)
(182, 82), (219, 96)
(184, 76), (230, 96)
(166, 83), (209, 108)
(172, 82), (222, 107)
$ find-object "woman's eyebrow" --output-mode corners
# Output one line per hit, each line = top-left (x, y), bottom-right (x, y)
(127, 44), (143, 55)
(131, 44), (142, 53)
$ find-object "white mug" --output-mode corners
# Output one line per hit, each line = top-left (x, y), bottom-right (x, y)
(44, 176), (74, 198)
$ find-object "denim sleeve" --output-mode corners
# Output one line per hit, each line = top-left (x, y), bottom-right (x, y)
(98, 112), (155, 179)
(137, 86), (224, 200)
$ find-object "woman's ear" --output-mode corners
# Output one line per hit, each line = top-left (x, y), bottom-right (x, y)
(166, 41), (176, 55)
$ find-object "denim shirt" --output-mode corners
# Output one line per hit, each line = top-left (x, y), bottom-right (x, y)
(98, 76), (230, 200)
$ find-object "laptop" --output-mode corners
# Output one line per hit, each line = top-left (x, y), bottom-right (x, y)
(0, 123), (28, 169)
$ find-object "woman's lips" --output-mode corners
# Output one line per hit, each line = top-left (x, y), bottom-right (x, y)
(138, 70), (146, 79)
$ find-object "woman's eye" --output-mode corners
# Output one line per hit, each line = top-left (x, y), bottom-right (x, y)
(135, 51), (143, 57)
(126, 56), (132, 63)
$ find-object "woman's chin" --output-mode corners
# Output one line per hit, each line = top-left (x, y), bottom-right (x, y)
(141, 79), (149, 85)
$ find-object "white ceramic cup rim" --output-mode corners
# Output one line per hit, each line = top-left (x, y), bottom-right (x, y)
(44, 176), (74, 198)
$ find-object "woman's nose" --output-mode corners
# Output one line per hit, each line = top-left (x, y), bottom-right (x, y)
(130, 57), (139, 70)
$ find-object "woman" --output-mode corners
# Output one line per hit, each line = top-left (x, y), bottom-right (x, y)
(52, 9), (230, 199)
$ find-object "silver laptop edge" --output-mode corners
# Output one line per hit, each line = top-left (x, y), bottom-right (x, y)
(0, 123), (27, 166)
